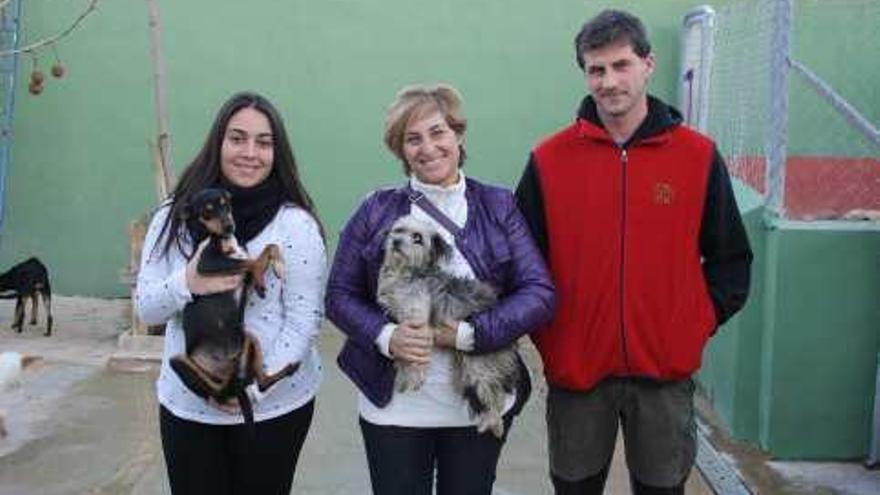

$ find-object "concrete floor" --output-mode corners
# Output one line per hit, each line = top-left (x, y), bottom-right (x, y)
(0, 297), (876, 494)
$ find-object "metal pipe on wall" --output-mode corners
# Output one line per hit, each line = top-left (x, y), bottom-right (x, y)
(146, 0), (174, 197)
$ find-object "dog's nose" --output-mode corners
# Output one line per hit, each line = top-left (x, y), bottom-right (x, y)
(392, 239), (402, 250)
(222, 223), (235, 235)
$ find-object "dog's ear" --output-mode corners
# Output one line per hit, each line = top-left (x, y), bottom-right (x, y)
(179, 200), (192, 221)
(430, 233), (451, 265)
(181, 192), (203, 222)
(180, 195), (208, 248)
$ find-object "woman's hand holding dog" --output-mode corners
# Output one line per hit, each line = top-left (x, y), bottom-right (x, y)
(433, 320), (459, 349)
(186, 239), (244, 296)
(389, 322), (433, 364)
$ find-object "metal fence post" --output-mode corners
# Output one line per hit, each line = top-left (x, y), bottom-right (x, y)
(765, 0), (792, 218)
(0, 0), (22, 238)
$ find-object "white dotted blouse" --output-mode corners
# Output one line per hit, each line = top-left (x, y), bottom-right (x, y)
(136, 202), (326, 425)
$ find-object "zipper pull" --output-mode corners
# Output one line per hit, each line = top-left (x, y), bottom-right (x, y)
(621, 148), (628, 164)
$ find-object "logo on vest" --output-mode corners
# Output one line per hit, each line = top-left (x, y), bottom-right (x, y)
(653, 183), (675, 205)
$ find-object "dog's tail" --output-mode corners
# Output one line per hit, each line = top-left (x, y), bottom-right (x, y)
(237, 388), (255, 434)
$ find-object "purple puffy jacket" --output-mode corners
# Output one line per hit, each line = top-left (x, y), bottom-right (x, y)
(325, 178), (556, 408)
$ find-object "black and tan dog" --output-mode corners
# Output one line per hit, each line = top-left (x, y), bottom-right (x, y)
(170, 188), (298, 426)
(0, 257), (53, 336)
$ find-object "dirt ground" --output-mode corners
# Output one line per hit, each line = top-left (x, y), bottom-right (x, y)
(0, 296), (712, 494)
(0, 296), (876, 494)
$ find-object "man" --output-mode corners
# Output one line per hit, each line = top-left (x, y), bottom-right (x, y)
(515, 10), (752, 495)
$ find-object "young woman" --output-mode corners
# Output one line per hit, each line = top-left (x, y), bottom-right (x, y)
(137, 92), (325, 494)
(325, 83), (555, 495)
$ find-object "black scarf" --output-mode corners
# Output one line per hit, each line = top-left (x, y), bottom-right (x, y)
(217, 174), (285, 245)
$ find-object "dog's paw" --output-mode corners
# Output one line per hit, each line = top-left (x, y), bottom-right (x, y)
(282, 362), (300, 377)
(490, 420), (504, 438)
(395, 376), (426, 392)
(270, 247), (286, 282)
(224, 237), (248, 260)
(476, 413), (505, 439)
(394, 364), (427, 392)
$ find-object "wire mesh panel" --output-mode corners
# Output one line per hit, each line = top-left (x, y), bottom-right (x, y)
(705, 0), (880, 221)
(705, 0), (775, 200)
(785, 0), (880, 220)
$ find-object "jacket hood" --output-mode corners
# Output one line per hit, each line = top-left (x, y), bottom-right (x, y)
(576, 95), (683, 146)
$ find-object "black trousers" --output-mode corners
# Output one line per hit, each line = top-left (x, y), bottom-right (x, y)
(159, 400), (314, 495)
(359, 415), (512, 495)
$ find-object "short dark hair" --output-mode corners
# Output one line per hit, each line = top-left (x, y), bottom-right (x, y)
(574, 10), (651, 70)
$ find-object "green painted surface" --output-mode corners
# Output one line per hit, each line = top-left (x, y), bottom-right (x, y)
(701, 210), (880, 459)
(4, 0), (879, 462)
(1, 0), (155, 296)
(762, 227), (880, 458)
(699, 180), (767, 443)
(788, 0), (880, 156)
(0, 0), (717, 295)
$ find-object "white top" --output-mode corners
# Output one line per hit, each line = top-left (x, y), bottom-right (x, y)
(359, 173), (514, 427)
(136, 202), (326, 425)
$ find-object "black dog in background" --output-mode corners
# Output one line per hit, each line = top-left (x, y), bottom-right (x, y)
(0, 257), (53, 336)
(170, 188), (298, 427)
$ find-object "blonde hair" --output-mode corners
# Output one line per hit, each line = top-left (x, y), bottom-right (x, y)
(383, 83), (467, 173)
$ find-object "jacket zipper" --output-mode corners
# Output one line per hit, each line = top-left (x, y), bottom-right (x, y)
(619, 147), (630, 372)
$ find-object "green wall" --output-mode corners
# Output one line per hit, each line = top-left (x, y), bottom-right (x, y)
(700, 196), (880, 459)
(698, 180), (767, 441)
(788, 0), (880, 156)
(696, 1), (880, 459)
(0, 0), (716, 296)
(5, 0), (879, 462)
(762, 225), (880, 458)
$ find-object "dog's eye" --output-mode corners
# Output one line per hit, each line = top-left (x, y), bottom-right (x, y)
(412, 233), (424, 245)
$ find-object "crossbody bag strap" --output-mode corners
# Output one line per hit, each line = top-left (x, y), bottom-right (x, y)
(406, 189), (463, 237)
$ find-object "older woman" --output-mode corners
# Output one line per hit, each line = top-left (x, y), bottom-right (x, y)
(325, 83), (554, 495)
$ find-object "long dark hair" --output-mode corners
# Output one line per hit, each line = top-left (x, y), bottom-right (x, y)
(156, 91), (323, 257)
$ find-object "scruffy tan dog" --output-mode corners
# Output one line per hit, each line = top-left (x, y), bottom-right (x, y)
(377, 215), (520, 437)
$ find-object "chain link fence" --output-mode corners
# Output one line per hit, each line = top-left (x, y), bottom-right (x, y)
(702, 0), (880, 221)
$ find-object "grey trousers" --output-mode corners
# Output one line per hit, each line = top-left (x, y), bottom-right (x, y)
(546, 377), (696, 488)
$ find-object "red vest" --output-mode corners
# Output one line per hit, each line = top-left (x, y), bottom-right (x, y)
(532, 119), (717, 390)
